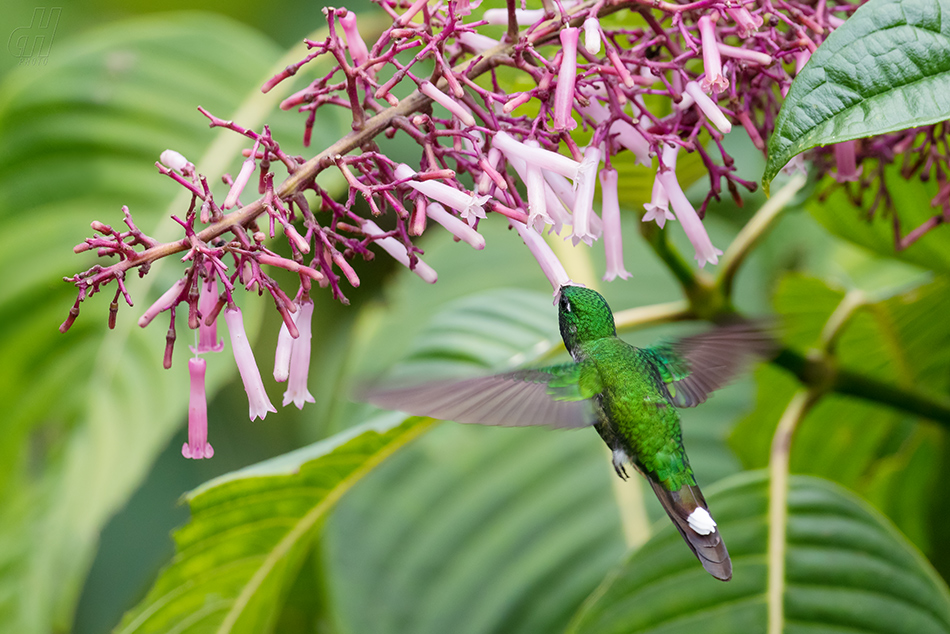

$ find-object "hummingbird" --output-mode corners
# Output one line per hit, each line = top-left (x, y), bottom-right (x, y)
(366, 284), (773, 581)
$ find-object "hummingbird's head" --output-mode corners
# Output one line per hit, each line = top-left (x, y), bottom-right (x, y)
(557, 285), (616, 352)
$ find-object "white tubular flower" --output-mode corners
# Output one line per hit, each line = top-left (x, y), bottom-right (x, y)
(394, 163), (489, 220)
(361, 219), (438, 283)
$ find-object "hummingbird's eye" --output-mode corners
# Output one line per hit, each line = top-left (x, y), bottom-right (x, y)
(562, 298), (572, 313)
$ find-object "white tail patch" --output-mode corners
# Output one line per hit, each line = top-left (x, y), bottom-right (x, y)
(687, 507), (717, 535)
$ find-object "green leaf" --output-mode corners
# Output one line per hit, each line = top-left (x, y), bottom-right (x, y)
(0, 13), (348, 632)
(763, 0), (950, 192)
(115, 414), (438, 634)
(567, 471), (950, 634)
(732, 274), (950, 551)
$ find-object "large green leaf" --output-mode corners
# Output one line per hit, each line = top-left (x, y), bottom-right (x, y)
(732, 274), (950, 551)
(115, 413), (438, 634)
(0, 13), (348, 632)
(567, 471), (950, 634)
(763, 0), (950, 192)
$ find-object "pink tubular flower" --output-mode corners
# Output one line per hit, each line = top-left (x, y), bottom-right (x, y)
(426, 202), (486, 249)
(456, 31), (499, 53)
(726, 7), (763, 38)
(583, 17), (602, 54)
(599, 168), (631, 281)
(493, 131), (580, 180)
(716, 43), (772, 66)
(514, 222), (572, 291)
(283, 300), (315, 409)
(581, 100), (651, 167)
(224, 307), (277, 420)
(193, 270), (223, 353)
(420, 81), (476, 127)
(553, 27), (579, 131)
(361, 219), (438, 283)
(525, 140), (554, 230)
(394, 163), (488, 219)
(834, 141), (863, 183)
(182, 357), (214, 459)
(571, 145), (602, 246)
(656, 168), (722, 268)
(698, 15), (728, 94)
(683, 81), (732, 134)
(643, 177), (675, 229)
(339, 12), (369, 68)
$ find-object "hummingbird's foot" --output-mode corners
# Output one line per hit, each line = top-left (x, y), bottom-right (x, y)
(611, 448), (629, 480)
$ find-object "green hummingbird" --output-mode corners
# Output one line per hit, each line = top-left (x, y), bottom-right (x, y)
(366, 284), (772, 581)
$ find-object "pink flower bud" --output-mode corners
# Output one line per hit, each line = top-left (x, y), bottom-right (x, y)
(583, 17), (602, 54)
(698, 15), (728, 94)
(457, 31), (499, 53)
(339, 12), (369, 67)
(553, 27), (579, 131)
(426, 202), (486, 249)
(139, 279), (186, 328)
(716, 42), (772, 66)
(224, 307), (277, 420)
(483, 7), (544, 25)
(273, 314), (295, 383)
(283, 300), (315, 409)
(160, 149), (191, 172)
(224, 158), (256, 210)
(420, 81), (476, 127)
(600, 169), (631, 281)
(361, 219), (438, 283)
(682, 81), (732, 134)
(182, 357), (214, 459)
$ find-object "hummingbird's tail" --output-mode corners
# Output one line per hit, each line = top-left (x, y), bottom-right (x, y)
(648, 480), (732, 581)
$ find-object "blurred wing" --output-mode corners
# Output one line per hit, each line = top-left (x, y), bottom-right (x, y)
(362, 362), (601, 428)
(643, 320), (776, 408)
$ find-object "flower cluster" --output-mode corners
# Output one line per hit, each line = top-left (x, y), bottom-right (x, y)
(63, 0), (873, 457)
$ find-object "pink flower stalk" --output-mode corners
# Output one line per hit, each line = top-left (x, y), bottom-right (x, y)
(698, 15), (728, 94)
(160, 149), (191, 172)
(599, 168), (631, 281)
(553, 28), (579, 132)
(426, 202), (486, 249)
(361, 219), (438, 283)
(283, 300), (315, 409)
(194, 271), (223, 353)
(224, 307), (277, 420)
(834, 141), (863, 183)
(339, 12), (369, 68)
(224, 157), (256, 209)
(683, 81), (732, 134)
(420, 81), (476, 127)
(726, 7), (764, 38)
(583, 17), (602, 54)
(394, 163), (488, 220)
(182, 357), (214, 459)
(656, 168), (723, 268)
(514, 222), (572, 291)
(716, 43), (772, 66)
(139, 279), (186, 328)
(493, 131), (580, 180)
(643, 177), (675, 229)
(571, 145), (602, 247)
